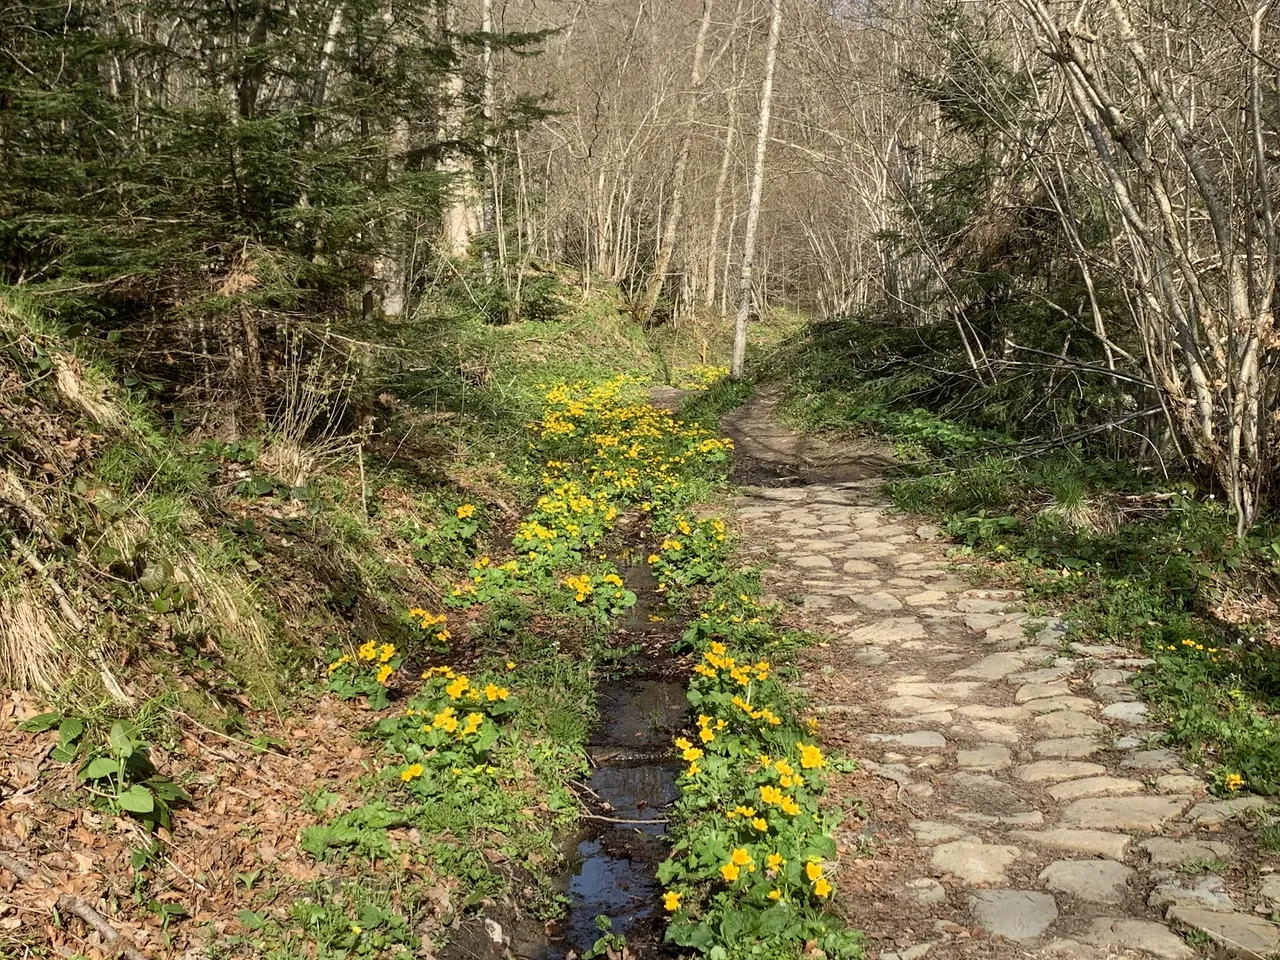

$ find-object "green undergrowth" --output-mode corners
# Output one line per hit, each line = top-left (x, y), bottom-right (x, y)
(513, 375), (861, 960)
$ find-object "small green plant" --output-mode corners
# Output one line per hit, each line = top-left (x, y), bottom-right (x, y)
(584, 916), (628, 960)
(1179, 857), (1228, 875)
(20, 713), (189, 830)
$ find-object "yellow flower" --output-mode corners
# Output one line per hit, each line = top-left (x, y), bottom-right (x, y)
(351, 924), (363, 934)
(674, 737), (692, 750)
(698, 727), (715, 744)
(506, 661), (517, 670)
(768, 889), (782, 901)
(730, 848), (753, 867)
(751, 817), (768, 832)
(400, 763), (424, 781)
(799, 743), (825, 769)
(759, 785), (783, 805)
(813, 878), (832, 898)
(376, 664), (394, 685)
(687, 761), (701, 776)
(682, 747), (704, 762)
(721, 862), (740, 883)
(663, 891), (682, 912)
(357, 640), (378, 661)
(806, 860), (824, 882)
(456, 504), (476, 518)
(766, 853), (784, 871)
(485, 683), (510, 702)
(779, 796), (800, 816)
(1225, 773), (1245, 791)
(647, 554), (660, 564)
(378, 643), (396, 663)
(446, 677), (470, 699)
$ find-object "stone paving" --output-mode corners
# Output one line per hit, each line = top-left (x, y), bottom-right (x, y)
(732, 478), (1280, 960)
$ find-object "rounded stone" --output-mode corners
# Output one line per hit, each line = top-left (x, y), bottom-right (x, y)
(1039, 859), (1135, 903)
(968, 890), (1058, 942)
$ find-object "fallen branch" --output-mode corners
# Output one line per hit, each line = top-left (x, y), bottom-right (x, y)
(0, 850), (150, 960)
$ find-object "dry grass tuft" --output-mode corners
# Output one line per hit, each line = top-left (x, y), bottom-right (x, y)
(0, 590), (66, 692)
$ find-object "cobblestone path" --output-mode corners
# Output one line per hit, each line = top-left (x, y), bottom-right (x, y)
(726, 415), (1280, 960)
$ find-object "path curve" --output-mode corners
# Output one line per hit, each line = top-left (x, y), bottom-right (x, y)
(724, 390), (1278, 960)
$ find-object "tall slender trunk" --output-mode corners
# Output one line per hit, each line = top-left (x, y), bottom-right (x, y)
(437, 0), (482, 258)
(704, 89), (738, 310)
(730, 0), (782, 379)
(632, 0), (714, 326)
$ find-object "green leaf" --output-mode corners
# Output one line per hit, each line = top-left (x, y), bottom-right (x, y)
(19, 712), (60, 733)
(109, 721), (135, 759)
(81, 757), (120, 779)
(50, 742), (79, 763)
(238, 910), (266, 931)
(57, 718), (85, 744)
(118, 786), (155, 814)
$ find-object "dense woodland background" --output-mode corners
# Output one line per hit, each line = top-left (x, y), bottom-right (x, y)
(2, 0), (1280, 690)
(5, 0), (1279, 522)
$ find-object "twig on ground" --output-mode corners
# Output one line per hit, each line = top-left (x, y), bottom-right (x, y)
(0, 850), (150, 960)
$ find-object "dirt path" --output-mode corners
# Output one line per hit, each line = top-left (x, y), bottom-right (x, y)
(724, 390), (1279, 960)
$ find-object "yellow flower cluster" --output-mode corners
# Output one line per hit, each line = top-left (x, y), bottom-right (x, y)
(565, 573), (592, 602)
(456, 503), (476, 519)
(409, 609), (452, 644)
(674, 364), (729, 390)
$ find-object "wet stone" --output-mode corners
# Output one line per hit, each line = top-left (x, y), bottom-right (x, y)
(968, 890), (1059, 942)
(1040, 860), (1135, 904)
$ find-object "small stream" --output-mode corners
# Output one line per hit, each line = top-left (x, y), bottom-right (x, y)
(546, 555), (686, 959)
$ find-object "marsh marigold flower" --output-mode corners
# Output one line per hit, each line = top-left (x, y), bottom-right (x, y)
(720, 862), (740, 883)
(376, 665), (394, 685)
(813, 878), (832, 898)
(400, 763), (424, 781)
(663, 891), (682, 912)
(456, 504), (476, 519)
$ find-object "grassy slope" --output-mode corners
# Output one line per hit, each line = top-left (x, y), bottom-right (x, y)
(759, 317), (1280, 818)
(0, 282), (760, 959)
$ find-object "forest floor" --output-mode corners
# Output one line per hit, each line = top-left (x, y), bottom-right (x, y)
(723, 389), (1280, 960)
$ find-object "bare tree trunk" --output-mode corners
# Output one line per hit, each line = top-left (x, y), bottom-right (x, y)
(731, 0), (782, 379)
(437, 0), (483, 258)
(632, 0), (715, 326)
(705, 88), (738, 311)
